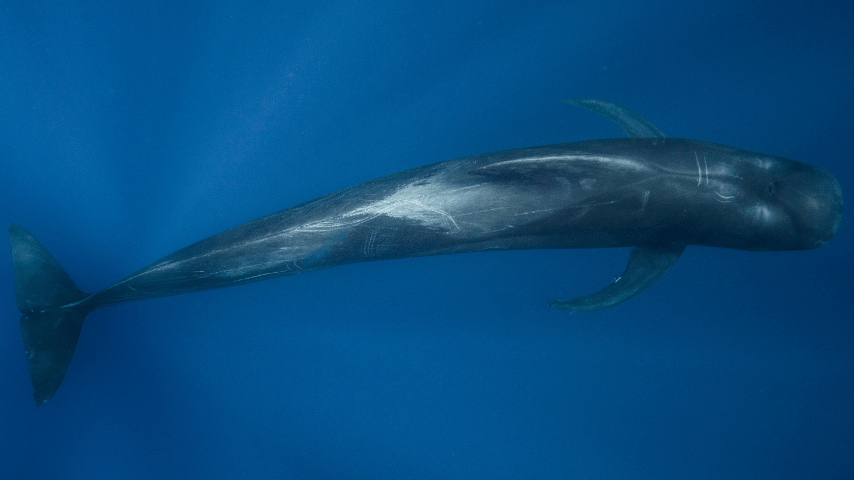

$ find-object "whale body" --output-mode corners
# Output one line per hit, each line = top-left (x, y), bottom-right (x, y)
(9, 99), (843, 405)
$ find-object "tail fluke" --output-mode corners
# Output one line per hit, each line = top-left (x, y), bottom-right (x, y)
(19, 309), (89, 406)
(9, 225), (91, 406)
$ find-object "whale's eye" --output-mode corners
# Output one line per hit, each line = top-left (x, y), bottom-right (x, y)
(768, 181), (778, 195)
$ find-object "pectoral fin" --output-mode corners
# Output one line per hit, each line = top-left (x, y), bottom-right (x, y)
(548, 245), (685, 312)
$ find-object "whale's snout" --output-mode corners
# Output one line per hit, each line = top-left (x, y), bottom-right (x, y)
(778, 165), (843, 249)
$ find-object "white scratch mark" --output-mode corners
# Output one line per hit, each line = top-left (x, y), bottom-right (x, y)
(235, 271), (279, 282)
(484, 154), (650, 173)
(713, 191), (735, 202)
(703, 154), (710, 186)
(404, 199), (460, 230)
(639, 190), (650, 213)
(513, 208), (557, 217)
(455, 206), (517, 218)
(694, 151), (703, 186)
(570, 204), (591, 222)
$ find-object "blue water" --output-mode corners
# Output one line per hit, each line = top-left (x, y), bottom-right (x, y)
(2, 1), (852, 478)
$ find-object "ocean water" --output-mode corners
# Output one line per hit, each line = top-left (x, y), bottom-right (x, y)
(1, 1), (852, 478)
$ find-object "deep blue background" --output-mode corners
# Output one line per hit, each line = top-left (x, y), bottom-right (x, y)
(2, 1), (852, 478)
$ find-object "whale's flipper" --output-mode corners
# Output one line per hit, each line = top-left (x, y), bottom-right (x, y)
(548, 244), (685, 312)
(563, 98), (665, 139)
(9, 225), (92, 406)
(556, 99), (679, 311)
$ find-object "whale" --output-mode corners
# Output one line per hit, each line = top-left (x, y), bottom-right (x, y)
(9, 99), (843, 405)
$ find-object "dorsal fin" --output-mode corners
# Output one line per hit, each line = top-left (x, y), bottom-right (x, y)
(563, 98), (665, 138)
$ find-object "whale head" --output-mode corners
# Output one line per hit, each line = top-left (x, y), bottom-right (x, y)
(762, 160), (843, 249)
(709, 151), (843, 251)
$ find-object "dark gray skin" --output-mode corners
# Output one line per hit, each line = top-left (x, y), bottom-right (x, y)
(77, 137), (842, 307)
(9, 99), (844, 405)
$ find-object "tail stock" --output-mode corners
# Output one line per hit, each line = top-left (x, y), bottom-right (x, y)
(9, 225), (92, 406)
